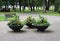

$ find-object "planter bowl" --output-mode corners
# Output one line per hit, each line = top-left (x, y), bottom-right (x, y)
(33, 25), (49, 32)
(8, 25), (23, 32)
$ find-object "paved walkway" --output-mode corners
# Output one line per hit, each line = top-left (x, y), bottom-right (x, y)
(0, 13), (60, 41)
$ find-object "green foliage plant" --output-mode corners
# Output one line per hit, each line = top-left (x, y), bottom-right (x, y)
(8, 14), (25, 26)
(25, 15), (36, 24)
(33, 15), (50, 26)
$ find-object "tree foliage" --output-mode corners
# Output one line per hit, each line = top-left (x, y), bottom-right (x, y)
(0, 0), (60, 12)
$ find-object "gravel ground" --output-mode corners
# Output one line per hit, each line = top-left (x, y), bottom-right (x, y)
(0, 13), (60, 41)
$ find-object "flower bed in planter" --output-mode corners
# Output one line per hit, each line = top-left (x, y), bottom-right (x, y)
(8, 15), (25, 32)
(32, 15), (50, 32)
(32, 23), (49, 32)
(25, 15), (36, 28)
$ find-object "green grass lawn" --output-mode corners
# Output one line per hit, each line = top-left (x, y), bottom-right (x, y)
(7, 17), (16, 21)
(0, 16), (16, 21)
(39, 11), (60, 16)
(0, 16), (5, 21)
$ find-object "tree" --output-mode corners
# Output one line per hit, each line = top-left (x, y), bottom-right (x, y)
(0, 0), (3, 9)
(35, 0), (43, 10)
(43, 0), (51, 12)
(18, 0), (22, 11)
(46, 0), (51, 11)
(54, 0), (60, 12)
(29, 0), (33, 11)
(2, 0), (9, 9)
(9, 0), (16, 10)
(43, 0), (46, 12)
(32, 0), (35, 11)
(22, 0), (29, 11)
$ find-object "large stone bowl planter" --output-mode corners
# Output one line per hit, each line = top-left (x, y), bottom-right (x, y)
(37, 26), (49, 32)
(8, 25), (23, 32)
(32, 25), (49, 32)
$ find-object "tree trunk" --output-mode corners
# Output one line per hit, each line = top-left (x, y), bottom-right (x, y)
(30, 6), (33, 11)
(43, 0), (46, 12)
(19, 2), (21, 11)
(32, 0), (35, 11)
(19, 5), (21, 11)
(18, 0), (22, 11)
(23, 5), (25, 11)
(36, 6), (38, 10)
(46, 0), (50, 11)
(29, 0), (32, 11)
(5, 5), (6, 9)
(13, 5), (15, 10)
(5, 5), (8, 9)
(54, 4), (59, 12)
(32, 6), (34, 11)
(16, 3), (17, 7)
